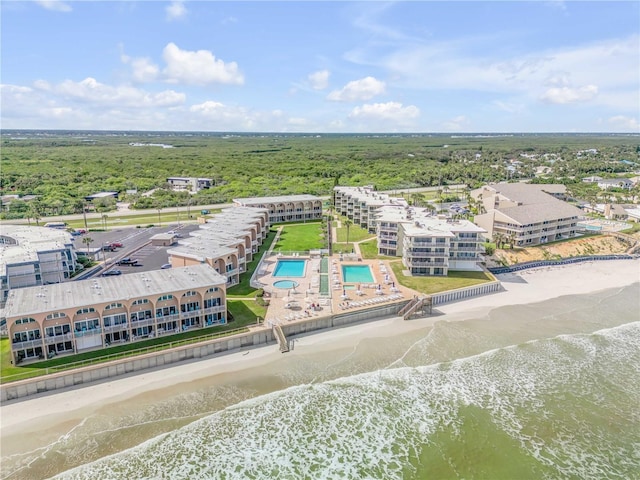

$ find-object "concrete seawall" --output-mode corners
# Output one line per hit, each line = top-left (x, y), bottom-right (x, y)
(1, 302), (409, 402)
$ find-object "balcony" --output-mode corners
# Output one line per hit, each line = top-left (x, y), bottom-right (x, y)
(103, 323), (128, 333)
(203, 305), (226, 315)
(74, 327), (102, 338)
(131, 317), (156, 328)
(12, 338), (43, 350)
(406, 251), (449, 258)
(181, 309), (202, 320)
(45, 332), (74, 344)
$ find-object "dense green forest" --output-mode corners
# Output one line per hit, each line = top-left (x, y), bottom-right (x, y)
(1, 131), (638, 219)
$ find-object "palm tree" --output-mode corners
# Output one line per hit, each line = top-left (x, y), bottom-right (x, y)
(102, 214), (109, 231)
(344, 218), (353, 245)
(82, 236), (94, 255)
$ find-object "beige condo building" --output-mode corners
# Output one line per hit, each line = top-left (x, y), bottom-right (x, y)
(472, 184), (582, 246)
(4, 264), (227, 364)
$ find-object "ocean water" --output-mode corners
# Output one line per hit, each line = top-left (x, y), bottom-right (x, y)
(2, 283), (639, 480)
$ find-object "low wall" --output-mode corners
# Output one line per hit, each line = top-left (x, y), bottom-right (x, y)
(1, 302), (408, 402)
(488, 254), (636, 275)
(1, 329), (275, 403)
(430, 281), (502, 306)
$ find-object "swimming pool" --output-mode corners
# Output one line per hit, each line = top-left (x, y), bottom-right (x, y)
(273, 280), (299, 289)
(342, 264), (374, 283)
(273, 259), (306, 277)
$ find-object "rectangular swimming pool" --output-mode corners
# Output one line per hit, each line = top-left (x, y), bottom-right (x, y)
(273, 259), (306, 277)
(341, 264), (374, 283)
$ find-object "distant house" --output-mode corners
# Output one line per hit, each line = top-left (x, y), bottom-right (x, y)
(85, 191), (119, 202)
(167, 177), (213, 193)
(582, 176), (603, 183)
(596, 178), (633, 191)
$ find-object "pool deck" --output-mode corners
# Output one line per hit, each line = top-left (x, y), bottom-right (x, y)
(256, 254), (412, 325)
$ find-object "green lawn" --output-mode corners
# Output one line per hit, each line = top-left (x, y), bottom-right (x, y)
(274, 222), (324, 252)
(390, 261), (495, 294)
(358, 239), (398, 260)
(335, 219), (375, 243)
(332, 242), (355, 254)
(227, 229), (277, 297)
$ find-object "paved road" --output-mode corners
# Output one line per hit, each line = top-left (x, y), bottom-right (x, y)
(0, 203), (237, 225)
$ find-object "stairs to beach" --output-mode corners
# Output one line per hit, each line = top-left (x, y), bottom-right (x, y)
(272, 324), (289, 353)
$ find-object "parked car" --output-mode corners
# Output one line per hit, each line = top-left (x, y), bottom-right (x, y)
(116, 258), (138, 265)
(102, 270), (122, 276)
(161, 263), (172, 269)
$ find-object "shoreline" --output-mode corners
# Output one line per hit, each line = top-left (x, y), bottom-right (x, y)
(1, 259), (638, 437)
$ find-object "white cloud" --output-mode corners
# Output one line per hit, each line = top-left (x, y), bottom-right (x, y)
(49, 77), (185, 107)
(162, 43), (244, 86)
(608, 115), (640, 131)
(348, 101), (419, 122)
(442, 115), (471, 131)
(540, 84), (598, 104)
(166, 1), (187, 21)
(328, 76), (386, 102)
(121, 53), (160, 83)
(308, 70), (330, 90)
(350, 31), (638, 112)
(35, 1), (72, 12)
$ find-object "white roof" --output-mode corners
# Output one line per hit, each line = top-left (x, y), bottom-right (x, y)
(233, 194), (321, 205)
(0, 226), (73, 277)
(3, 264), (225, 318)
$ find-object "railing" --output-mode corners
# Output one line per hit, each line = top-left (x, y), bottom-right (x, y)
(406, 252), (449, 258)
(131, 317), (156, 328)
(74, 327), (102, 337)
(44, 333), (73, 344)
(103, 323), (128, 333)
(1, 326), (252, 384)
(488, 254), (637, 274)
(11, 338), (43, 350)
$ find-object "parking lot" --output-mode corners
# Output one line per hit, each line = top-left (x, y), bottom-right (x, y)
(75, 224), (200, 278)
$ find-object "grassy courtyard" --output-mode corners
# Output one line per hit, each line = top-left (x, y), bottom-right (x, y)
(273, 222), (325, 252)
(390, 261), (495, 294)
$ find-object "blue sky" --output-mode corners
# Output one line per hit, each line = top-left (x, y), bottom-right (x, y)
(2, 1), (639, 132)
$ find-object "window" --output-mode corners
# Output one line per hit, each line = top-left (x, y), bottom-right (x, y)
(105, 303), (124, 310)
(76, 307), (96, 315)
(182, 291), (197, 297)
(132, 299), (149, 306)
(206, 287), (219, 293)
(15, 317), (36, 325)
(158, 294), (175, 302)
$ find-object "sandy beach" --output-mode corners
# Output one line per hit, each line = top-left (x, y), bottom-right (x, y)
(2, 259), (638, 438)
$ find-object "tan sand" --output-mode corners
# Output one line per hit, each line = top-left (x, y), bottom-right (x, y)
(1, 259), (638, 437)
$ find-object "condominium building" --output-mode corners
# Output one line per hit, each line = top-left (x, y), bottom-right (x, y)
(472, 183), (583, 246)
(233, 194), (323, 224)
(167, 177), (214, 193)
(1, 226), (77, 307)
(376, 206), (486, 276)
(3, 264), (227, 364)
(333, 186), (408, 232)
(168, 206), (270, 285)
